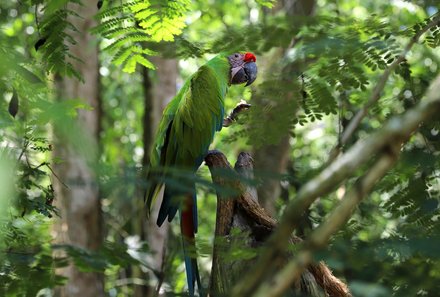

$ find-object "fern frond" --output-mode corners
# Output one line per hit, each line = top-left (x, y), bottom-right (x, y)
(105, 33), (151, 53)
(95, 2), (137, 19)
(123, 54), (155, 73)
(112, 47), (134, 66)
(131, 0), (190, 42)
(35, 5), (82, 80)
(98, 27), (141, 39)
(93, 0), (191, 72)
(91, 16), (136, 34)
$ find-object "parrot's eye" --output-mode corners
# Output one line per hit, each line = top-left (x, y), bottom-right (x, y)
(234, 54), (239, 58)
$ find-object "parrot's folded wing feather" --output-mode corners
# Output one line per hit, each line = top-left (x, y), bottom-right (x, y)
(144, 109), (176, 212)
(174, 65), (226, 163)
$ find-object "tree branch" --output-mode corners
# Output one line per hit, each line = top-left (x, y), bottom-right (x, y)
(327, 13), (440, 163)
(205, 151), (236, 295)
(253, 144), (399, 297)
(205, 151), (350, 297)
(231, 73), (440, 297)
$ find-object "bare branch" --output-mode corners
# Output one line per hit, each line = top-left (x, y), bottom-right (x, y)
(231, 74), (440, 297)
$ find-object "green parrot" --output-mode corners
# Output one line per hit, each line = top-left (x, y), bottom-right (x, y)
(145, 52), (257, 296)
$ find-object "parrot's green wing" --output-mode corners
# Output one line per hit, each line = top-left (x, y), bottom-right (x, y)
(145, 55), (229, 219)
(173, 63), (228, 162)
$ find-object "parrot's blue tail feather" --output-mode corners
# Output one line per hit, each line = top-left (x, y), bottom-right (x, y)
(181, 191), (204, 297)
(184, 254), (203, 297)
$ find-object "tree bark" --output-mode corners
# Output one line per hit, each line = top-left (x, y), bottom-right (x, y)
(52, 2), (104, 297)
(134, 56), (178, 297)
(253, 0), (316, 215)
(205, 151), (350, 297)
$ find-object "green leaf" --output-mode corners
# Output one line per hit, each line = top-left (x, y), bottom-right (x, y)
(122, 55), (137, 73)
(256, 0), (276, 8)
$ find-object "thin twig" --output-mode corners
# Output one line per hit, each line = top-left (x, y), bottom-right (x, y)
(17, 138), (30, 162)
(45, 163), (69, 189)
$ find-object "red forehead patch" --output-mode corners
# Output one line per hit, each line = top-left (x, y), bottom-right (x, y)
(244, 52), (256, 62)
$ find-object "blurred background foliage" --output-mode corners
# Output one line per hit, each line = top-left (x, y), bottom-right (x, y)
(1, 0), (440, 296)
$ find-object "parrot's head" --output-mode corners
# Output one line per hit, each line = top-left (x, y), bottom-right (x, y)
(228, 52), (257, 86)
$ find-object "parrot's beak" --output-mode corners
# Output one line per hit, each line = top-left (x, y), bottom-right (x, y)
(243, 61), (257, 86)
(230, 61), (258, 86)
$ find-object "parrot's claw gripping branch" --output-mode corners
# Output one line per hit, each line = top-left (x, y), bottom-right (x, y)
(223, 100), (251, 127)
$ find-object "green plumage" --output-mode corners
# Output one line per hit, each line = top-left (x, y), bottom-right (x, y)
(144, 51), (256, 297)
(145, 53), (230, 223)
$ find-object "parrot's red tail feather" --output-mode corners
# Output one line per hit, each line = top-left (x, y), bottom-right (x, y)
(181, 195), (203, 297)
(181, 196), (195, 238)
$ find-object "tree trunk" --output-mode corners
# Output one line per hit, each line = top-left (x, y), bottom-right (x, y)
(52, 2), (104, 297)
(253, 0), (316, 215)
(133, 56), (178, 297)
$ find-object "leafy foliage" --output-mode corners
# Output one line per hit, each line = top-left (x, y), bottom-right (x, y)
(15, 136), (57, 218)
(93, 0), (191, 72)
(218, 12), (440, 148)
(132, 0), (191, 42)
(0, 217), (66, 296)
(255, 0), (276, 8)
(34, 0), (83, 80)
